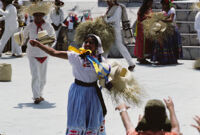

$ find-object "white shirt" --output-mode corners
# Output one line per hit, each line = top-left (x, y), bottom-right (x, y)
(67, 51), (98, 83)
(50, 8), (64, 26)
(168, 7), (176, 22)
(23, 22), (56, 57)
(105, 6), (122, 30)
(0, 4), (18, 30)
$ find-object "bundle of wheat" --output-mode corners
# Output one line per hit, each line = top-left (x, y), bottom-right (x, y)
(142, 12), (174, 42)
(74, 17), (115, 54)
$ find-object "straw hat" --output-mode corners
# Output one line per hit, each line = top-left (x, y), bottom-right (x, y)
(23, 1), (53, 16)
(151, 21), (166, 33)
(0, 63), (12, 82)
(36, 30), (56, 45)
(192, 2), (200, 10)
(14, 31), (24, 46)
(55, 0), (64, 7)
(99, 62), (143, 105)
(194, 58), (200, 69)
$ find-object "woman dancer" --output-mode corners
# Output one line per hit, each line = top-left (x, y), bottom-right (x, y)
(30, 34), (107, 135)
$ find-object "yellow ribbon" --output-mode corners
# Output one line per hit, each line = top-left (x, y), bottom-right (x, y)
(68, 45), (92, 54)
(68, 46), (101, 77)
(134, 20), (138, 37)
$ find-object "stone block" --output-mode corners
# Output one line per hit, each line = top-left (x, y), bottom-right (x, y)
(175, 3), (188, 9)
(189, 23), (196, 33)
(177, 22), (190, 33)
(176, 10), (190, 21)
(181, 34), (190, 46)
(188, 10), (198, 21)
(190, 34), (199, 46)
(182, 46), (200, 59)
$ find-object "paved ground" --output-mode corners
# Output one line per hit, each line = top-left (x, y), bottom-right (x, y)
(0, 54), (200, 135)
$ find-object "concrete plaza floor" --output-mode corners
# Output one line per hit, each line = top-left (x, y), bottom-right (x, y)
(0, 54), (200, 135)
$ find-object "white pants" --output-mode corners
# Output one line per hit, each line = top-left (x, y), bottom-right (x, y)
(11, 28), (22, 55)
(28, 56), (48, 99)
(104, 29), (135, 66)
(0, 27), (22, 55)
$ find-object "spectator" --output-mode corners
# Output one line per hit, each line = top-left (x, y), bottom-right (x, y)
(0, 0), (22, 57)
(134, 0), (153, 64)
(50, 0), (64, 38)
(116, 97), (181, 135)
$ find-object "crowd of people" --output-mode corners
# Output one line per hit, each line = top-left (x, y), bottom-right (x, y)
(0, 0), (200, 135)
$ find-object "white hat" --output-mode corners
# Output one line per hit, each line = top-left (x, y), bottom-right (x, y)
(14, 31), (24, 46)
(23, 1), (53, 16)
(99, 62), (143, 105)
(36, 30), (56, 45)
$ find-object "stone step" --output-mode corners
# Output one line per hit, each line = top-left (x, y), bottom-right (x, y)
(176, 9), (197, 21)
(153, 1), (197, 9)
(181, 33), (199, 46)
(153, 9), (198, 22)
(108, 44), (200, 60)
(176, 21), (196, 33)
(182, 46), (200, 59)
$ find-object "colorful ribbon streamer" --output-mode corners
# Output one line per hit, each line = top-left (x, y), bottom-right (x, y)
(68, 46), (110, 81)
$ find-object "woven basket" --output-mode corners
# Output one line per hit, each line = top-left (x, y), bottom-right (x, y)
(0, 63), (12, 81)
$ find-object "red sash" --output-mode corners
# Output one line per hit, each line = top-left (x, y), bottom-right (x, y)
(35, 57), (47, 64)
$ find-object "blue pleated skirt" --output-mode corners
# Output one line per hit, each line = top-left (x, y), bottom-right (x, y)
(66, 83), (106, 135)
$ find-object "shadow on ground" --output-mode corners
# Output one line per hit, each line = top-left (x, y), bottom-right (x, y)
(14, 101), (56, 109)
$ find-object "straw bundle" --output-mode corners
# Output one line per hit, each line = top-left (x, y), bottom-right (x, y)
(74, 17), (115, 53)
(99, 62), (144, 106)
(142, 12), (174, 42)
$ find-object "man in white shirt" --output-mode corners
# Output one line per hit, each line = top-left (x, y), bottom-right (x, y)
(104, 0), (135, 71)
(23, 1), (55, 104)
(0, 0), (22, 57)
(50, 0), (64, 38)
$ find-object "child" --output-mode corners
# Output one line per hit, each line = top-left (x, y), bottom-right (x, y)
(30, 34), (106, 135)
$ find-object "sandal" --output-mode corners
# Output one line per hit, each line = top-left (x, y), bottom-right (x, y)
(128, 65), (136, 71)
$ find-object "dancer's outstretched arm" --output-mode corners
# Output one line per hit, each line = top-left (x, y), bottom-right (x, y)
(30, 40), (68, 59)
(164, 97), (180, 134)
